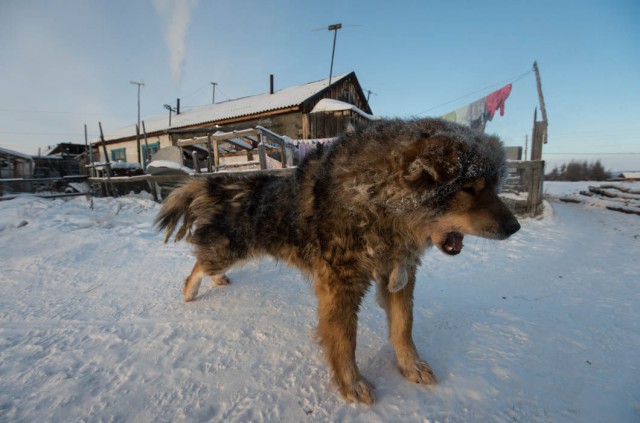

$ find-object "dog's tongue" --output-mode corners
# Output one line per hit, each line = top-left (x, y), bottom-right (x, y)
(444, 232), (464, 255)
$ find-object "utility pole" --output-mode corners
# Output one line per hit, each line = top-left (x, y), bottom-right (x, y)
(327, 23), (342, 86)
(164, 104), (176, 126)
(533, 61), (548, 144)
(130, 80), (144, 165)
(211, 82), (217, 104)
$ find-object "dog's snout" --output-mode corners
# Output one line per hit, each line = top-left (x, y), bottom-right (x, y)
(502, 217), (521, 237)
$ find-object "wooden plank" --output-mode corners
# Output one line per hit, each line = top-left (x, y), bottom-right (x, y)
(213, 139), (220, 167)
(176, 128), (261, 147)
(206, 135), (213, 173)
(142, 121), (151, 169)
(600, 184), (640, 195)
(606, 206), (640, 216)
(258, 134), (267, 170)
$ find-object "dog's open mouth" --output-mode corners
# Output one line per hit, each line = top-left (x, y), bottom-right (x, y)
(442, 232), (464, 255)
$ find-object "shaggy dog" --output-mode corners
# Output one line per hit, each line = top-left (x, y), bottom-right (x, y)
(156, 117), (520, 404)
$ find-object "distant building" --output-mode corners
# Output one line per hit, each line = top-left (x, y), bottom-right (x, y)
(621, 171), (640, 180)
(0, 147), (34, 179)
(33, 142), (91, 177)
(92, 72), (375, 165)
(504, 146), (523, 161)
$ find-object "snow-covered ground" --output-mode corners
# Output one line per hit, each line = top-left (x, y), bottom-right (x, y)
(1, 182), (639, 422)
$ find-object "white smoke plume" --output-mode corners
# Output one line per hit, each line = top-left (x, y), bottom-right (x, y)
(152, 0), (199, 87)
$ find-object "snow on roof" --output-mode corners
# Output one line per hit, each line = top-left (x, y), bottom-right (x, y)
(621, 171), (640, 179)
(310, 98), (380, 120)
(0, 146), (34, 161)
(98, 73), (353, 143)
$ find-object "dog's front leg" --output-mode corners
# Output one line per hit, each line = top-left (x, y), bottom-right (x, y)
(381, 265), (437, 385)
(314, 276), (374, 404)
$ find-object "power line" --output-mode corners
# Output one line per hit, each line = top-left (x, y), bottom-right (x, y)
(0, 108), (130, 118)
(215, 85), (232, 101)
(180, 83), (211, 102)
(417, 67), (534, 115)
(0, 130), (88, 136)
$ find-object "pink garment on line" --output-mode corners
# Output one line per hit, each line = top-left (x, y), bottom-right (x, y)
(485, 83), (512, 120)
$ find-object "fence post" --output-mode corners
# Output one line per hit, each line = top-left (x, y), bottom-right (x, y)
(257, 133), (267, 170)
(192, 150), (200, 174)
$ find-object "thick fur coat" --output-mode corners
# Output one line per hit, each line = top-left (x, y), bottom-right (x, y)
(156, 117), (520, 404)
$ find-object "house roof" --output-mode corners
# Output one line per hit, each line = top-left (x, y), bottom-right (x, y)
(98, 72), (354, 143)
(0, 146), (34, 161)
(310, 98), (381, 121)
(621, 171), (640, 179)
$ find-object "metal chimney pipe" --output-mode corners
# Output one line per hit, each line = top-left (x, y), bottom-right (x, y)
(270, 74), (274, 94)
(177, 98), (180, 115)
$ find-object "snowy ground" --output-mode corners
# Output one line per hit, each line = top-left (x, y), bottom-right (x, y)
(1, 182), (639, 422)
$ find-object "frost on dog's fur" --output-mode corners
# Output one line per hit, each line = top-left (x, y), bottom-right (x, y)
(156, 117), (520, 404)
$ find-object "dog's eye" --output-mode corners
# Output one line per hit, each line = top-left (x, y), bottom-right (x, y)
(462, 186), (476, 196)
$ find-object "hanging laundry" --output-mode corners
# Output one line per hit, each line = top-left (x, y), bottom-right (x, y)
(439, 82), (512, 130)
(442, 111), (456, 123)
(485, 84), (512, 120)
(468, 97), (486, 122)
(455, 105), (469, 125)
(468, 97), (486, 131)
(289, 138), (336, 162)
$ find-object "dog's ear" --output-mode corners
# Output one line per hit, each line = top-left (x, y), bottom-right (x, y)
(402, 134), (464, 188)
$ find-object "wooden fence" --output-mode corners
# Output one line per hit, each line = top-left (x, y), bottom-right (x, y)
(0, 175), (89, 198)
(88, 168), (294, 201)
(503, 160), (545, 217)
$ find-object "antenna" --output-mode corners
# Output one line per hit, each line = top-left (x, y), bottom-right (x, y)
(130, 80), (144, 165)
(313, 24), (362, 86)
(164, 104), (176, 126)
(327, 23), (342, 86)
(211, 82), (218, 104)
(129, 80), (144, 127)
(363, 88), (378, 102)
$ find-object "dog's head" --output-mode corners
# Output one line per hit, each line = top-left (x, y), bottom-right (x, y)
(400, 119), (520, 255)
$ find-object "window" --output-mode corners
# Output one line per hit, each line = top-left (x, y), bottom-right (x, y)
(142, 142), (160, 167)
(111, 148), (126, 162)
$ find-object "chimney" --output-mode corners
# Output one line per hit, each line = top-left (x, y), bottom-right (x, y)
(176, 98), (180, 115)
(270, 74), (274, 94)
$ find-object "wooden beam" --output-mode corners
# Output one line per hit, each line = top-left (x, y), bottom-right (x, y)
(533, 61), (548, 144)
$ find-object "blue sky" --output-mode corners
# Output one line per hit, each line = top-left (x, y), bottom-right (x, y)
(1, 0), (638, 170)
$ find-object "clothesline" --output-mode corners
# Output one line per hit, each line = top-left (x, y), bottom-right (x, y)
(417, 67), (533, 115)
(440, 84), (513, 131)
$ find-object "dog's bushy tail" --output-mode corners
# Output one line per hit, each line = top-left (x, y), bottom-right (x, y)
(155, 178), (209, 243)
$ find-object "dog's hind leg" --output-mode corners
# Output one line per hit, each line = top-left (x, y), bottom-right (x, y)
(183, 261), (231, 301)
(211, 274), (230, 286)
(378, 265), (437, 385)
(183, 243), (238, 301)
(314, 274), (374, 404)
(183, 261), (206, 302)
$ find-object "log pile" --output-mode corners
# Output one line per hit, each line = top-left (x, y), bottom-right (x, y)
(578, 184), (640, 215)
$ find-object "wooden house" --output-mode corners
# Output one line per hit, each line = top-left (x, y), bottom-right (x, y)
(34, 143), (90, 177)
(0, 147), (34, 179)
(93, 72), (375, 165)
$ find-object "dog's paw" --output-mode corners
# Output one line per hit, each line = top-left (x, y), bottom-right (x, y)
(400, 360), (437, 385)
(212, 274), (230, 286)
(338, 377), (375, 405)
